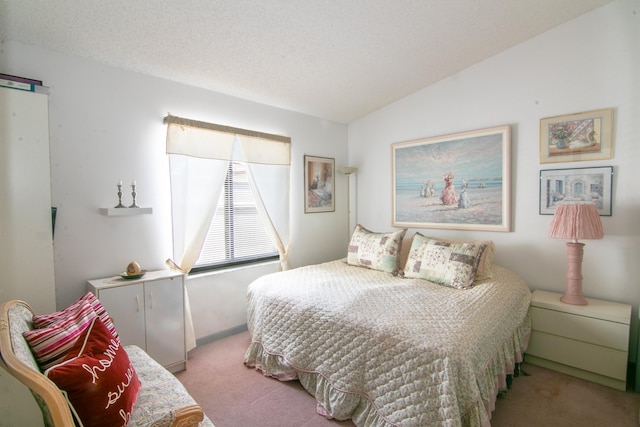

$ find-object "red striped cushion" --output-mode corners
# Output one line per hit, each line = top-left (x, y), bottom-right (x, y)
(32, 292), (119, 341)
(23, 301), (97, 370)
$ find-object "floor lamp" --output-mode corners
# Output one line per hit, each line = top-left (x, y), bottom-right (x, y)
(338, 166), (358, 244)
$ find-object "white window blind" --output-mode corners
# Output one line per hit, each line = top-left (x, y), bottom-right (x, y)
(194, 162), (277, 269)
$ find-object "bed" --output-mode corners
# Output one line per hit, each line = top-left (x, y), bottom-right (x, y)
(244, 226), (531, 427)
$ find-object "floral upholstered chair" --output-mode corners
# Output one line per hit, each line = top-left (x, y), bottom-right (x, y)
(0, 299), (214, 427)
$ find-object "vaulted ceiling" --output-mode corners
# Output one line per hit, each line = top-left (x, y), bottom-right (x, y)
(1, 0), (612, 123)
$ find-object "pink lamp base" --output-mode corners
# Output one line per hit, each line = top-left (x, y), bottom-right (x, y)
(560, 242), (588, 306)
(560, 292), (588, 305)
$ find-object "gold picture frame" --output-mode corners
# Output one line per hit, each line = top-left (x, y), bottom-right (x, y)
(540, 108), (614, 163)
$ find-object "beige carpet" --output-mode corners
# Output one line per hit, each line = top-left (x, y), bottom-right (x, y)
(175, 331), (639, 427)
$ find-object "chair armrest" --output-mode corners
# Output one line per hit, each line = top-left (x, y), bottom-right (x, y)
(172, 404), (205, 427)
(0, 300), (76, 426)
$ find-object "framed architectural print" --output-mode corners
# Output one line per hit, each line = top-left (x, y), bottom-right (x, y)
(392, 125), (511, 232)
(304, 155), (335, 213)
(539, 166), (613, 216)
(540, 108), (614, 163)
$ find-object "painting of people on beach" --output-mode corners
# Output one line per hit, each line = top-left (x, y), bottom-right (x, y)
(392, 125), (511, 232)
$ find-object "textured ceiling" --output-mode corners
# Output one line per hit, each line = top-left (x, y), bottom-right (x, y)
(1, 0), (612, 123)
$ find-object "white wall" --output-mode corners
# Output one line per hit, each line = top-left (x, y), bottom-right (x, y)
(1, 42), (349, 341)
(349, 0), (640, 359)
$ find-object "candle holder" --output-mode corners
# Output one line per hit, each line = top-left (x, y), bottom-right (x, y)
(114, 183), (126, 208)
(129, 183), (140, 208)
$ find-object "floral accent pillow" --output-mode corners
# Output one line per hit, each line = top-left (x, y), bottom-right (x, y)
(403, 233), (487, 289)
(421, 236), (496, 280)
(45, 318), (141, 427)
(347, 224), (407, 274)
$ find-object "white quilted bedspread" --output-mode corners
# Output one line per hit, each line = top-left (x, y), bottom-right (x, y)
(244, 260), (531, 427)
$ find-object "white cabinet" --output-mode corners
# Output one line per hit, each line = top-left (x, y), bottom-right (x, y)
(0, 85), (56, 427)
(88, 270), (187, 372)
(0, 86), (56, 314)
(526, 290), (631, 391)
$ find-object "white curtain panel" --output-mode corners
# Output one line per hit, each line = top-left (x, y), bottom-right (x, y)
(168, 155), (230, 271)
(246, 162), (291, 270)
(167, 155), (229, 351)
(165, 115), (291, 350)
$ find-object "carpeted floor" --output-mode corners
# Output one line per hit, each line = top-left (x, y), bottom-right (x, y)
(175, 331), (639, 427)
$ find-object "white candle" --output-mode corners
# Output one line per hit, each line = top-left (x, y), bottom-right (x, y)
(132, 180), (136, 186)
(118, 179), (123, 186)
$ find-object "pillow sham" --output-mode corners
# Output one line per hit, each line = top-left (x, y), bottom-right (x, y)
(403, 233), (487, 289)
(347, 224), (407, 274)
(45, 317), (141, 427)
(23, 301), (98, 370)
(423, 236), (496, 280)
(32, 292), (119, 340)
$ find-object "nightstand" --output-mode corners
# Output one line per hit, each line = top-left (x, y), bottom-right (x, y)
(526, 290), (631, 391)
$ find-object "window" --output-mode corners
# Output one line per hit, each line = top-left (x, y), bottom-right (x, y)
(192, 162), (278, 271)
(165, 114), (290, 274)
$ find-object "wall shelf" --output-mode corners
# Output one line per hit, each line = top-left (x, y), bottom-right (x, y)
(99, 207), (153, 216)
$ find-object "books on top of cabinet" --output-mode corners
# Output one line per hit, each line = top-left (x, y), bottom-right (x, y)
(0, 73), (47, 93)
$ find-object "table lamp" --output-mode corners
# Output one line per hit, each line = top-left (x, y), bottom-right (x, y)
(548, 202), (604, 305)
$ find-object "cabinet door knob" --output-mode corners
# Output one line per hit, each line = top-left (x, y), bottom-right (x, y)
(136, 295), (140, 312)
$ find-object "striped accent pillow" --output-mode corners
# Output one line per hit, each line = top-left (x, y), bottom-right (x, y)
(32, 292), (119, 341)
(23, 301), (97, 370)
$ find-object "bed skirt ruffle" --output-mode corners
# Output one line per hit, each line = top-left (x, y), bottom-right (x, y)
(466, 312), (531, 427)
(244, 312), (531, 427)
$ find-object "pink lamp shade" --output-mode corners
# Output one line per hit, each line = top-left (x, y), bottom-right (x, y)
(548, 202), (604, 305)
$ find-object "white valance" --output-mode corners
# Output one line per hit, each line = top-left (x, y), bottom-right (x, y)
(164, 114), (290, 165)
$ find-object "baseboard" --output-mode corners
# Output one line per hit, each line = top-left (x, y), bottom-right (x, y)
(195, 324), (248, 347)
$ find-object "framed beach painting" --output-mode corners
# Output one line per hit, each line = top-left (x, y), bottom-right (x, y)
(392, 125), (511, 232)
(539, 108), (614, 163)
(304, 155), (335, 213)
(539, 166), (613, 216)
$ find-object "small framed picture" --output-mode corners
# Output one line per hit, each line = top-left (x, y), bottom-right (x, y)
(540, 108), (614, 163)
(304, 155), (335, 213)
(539, 166), (613, 216)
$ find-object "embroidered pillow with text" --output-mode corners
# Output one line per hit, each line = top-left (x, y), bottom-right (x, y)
(45, 318), (141, 427)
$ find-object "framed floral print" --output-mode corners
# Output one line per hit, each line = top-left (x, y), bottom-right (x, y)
(540, 108), (614, 163)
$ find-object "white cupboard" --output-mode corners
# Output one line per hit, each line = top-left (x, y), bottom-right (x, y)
(88, 270), (187, 372)
(0, 86), (56, 313)
(0, 85), (56, 427)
